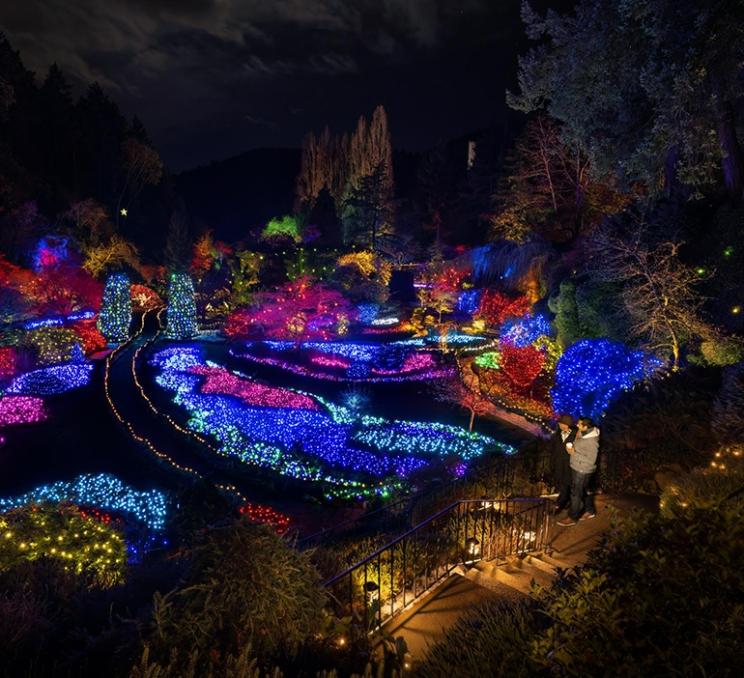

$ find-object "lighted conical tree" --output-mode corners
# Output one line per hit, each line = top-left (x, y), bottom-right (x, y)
(97, 272), (132, 342)
(165, 272), (197, 339)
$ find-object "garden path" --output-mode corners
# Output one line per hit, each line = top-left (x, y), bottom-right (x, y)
(383, 493), (658, 663)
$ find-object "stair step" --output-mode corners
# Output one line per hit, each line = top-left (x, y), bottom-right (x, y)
(521, 554), (559, 575)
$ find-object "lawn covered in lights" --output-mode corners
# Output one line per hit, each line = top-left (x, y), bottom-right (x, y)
(150, 345), (513, 499)
(229, 336), (489, 382)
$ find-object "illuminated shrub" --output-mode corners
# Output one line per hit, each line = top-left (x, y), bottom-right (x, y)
(165, 272), (197, 339)
(551, 339), (663, 420)
(225, 277), (357, 340)
(97, 272), (132, 342)
(500, 344), (545, 390)
(261, 214), (302, 243)
(0, 504), (127, 584)
(130, 284), (163, 312)
(0, 346), (18, 379)
(476, 290), (531, 326)
(22, 326), (84, 366)
(71, 320), (107, 354)
(334, 251), (392, 303)
(147, 520), (326, 668)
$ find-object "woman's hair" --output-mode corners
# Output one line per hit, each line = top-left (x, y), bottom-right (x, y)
(578, 417), (594, 429)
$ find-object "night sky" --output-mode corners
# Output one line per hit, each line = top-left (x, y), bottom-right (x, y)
(0, 1), (572, 171)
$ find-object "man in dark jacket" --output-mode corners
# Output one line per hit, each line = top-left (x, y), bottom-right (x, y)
(550, 414), (576, 513)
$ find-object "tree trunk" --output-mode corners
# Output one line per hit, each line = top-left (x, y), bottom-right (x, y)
(711, 77), (744, 202)
(468, 409), (475, 432)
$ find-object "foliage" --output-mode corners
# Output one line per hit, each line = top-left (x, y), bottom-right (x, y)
(117, 137), (163, 221)
(0, 504), (127, 584)
(131, 284), (163, 312)
(699, 338), (744, 367)
(551, 339), (662, 420)
(422, 499), (744, 677)
(510, 0), (744, 198)
(414, 599), (537, 678)
(22, 326), (84, 366)
(71, 320), (108, 354)
(146, 520), (327, 671)
(228, 250), (262, 307)
(83, 235), (140, 278)
(490, 115), (628, 243)
(20, 263), (102, 315)
(500, 344), (545, 391)
(98, 271), (132, 342)
(63, 198), (112, 248)
(262, 215), (302, 243)
(660, 449), (744, 515)
(333, 251), (392, 304)
(713, 362), (744, 448)
(598, 366), (720, 492)
(225, 277), (357, 340)
(341, 163), (394, 250)
(430, 376), (491, 432)
(548, 280), (580, 349)
(475, 289), (531, 326)
(591, 217), (713, 369)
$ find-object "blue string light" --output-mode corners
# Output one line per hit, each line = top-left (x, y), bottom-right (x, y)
(500, 314), (551, 347)
(6, 364), (93, 396)
(0, 473), (169, 531)
(551, 339), (663, 419)
(151, 345), (513, 500)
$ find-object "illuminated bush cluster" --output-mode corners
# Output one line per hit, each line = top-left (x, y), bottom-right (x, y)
(165, 272), (198, 339)
(0, 473), (169, 532)
(551, 339), (663, 419)
(22, 326), (84, 366)
(6, 364), (93, 396)
(0, 503), (127, 582)
(499, 314), (551, 347)
(97, 272), (132, 342)
(151, 346), (511, 499)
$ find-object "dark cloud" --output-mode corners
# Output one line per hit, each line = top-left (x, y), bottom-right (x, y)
(0, 0), (563, 169)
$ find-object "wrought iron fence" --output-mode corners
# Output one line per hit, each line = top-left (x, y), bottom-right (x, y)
(324, 497), (551, 635)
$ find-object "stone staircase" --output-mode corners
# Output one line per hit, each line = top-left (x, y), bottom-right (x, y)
(459, 551), (566, 595)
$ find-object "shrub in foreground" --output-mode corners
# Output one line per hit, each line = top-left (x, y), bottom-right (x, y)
(417, 500), (744, 677)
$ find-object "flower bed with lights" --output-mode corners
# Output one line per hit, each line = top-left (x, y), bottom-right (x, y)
(149, 346), (511, 500)
(0, 395), (47, 426)
(5, 363), (94, 396)
(0, 503), (127, 582)
(0, 473), (169, 532)
(230, 337), (472, 383)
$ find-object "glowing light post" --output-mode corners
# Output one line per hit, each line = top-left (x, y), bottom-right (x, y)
(98, 272), (132, 342)
(165, 272), (197, 339)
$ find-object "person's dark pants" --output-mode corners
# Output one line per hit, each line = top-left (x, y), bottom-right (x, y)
(569, 470), (596, 521)
(555, 479), (571, 510)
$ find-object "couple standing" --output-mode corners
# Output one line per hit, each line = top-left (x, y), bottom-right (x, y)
(550, 413), (600, 526)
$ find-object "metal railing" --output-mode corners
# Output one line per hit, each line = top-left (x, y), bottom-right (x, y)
(301, 451), (553, 550)
(324, 496), (551, 635)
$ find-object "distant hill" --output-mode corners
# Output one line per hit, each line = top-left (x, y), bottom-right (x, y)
(176, 148), (421, 242)
(176, 148), (301, 242)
